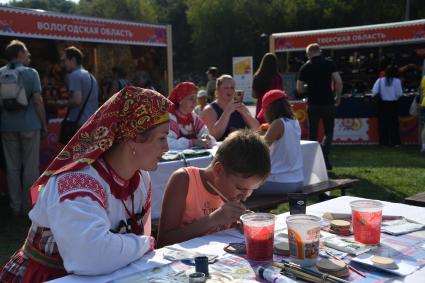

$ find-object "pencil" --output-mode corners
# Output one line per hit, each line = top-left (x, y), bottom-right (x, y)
(207, 181), (230, 203)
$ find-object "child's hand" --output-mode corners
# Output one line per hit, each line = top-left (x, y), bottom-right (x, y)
(210, 202), (247, 226)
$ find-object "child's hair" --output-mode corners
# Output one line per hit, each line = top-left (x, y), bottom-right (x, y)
(212, 130), (270, 178)
(265, 99), (295, 123)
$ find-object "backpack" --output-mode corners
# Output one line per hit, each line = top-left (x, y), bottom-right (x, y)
(0, 66), (28, 111)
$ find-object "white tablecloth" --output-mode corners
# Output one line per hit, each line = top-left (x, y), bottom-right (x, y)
(150, 140), (328, 219)
(49, 196), (425, 283)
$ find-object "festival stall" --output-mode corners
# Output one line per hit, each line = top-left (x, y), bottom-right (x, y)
(0, 6), (173, 175)
(270, 19), (425, 144)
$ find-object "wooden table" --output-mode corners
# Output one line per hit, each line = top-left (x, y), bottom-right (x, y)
(405, 192), (425, 207)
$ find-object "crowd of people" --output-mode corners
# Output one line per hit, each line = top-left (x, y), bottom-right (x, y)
(0, 38), (424, 282)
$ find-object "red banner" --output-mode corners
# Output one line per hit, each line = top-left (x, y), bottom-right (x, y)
(274, 20), (425, 52)
(0, 7), (167, 46)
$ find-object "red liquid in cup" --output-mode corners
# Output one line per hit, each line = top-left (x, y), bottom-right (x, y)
(244, 225), (274, 261)
(352, 210), (382, 245)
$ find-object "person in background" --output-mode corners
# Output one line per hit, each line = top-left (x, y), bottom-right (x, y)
(296, 43), (342, 170)
(0, 40), (47, 216)
(157, 130), (270, 247)
(200, 75), (259, 141)
(252, 53), (283, 123)
(194, 90), (208, 116)
(108, 66), (129, 99)
(134, 70), (155, 90)
(60, 46), (98, 127)
(420, 73), (425, 153)
(252, 90), (303, 196)
(372, 65), (403, 147)
(206, 66), (218, 102)
(0, 87), (172, 282)
(167, 82), (214, 150)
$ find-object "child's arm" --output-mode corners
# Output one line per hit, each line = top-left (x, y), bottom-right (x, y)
(263, 119), (284, 146)
(157, 169), (246, 247)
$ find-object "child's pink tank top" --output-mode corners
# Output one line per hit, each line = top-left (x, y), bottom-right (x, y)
(181, 167), (223, 227)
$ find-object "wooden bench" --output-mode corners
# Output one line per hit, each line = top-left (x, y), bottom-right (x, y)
(405, 192), (425, 207)
(245, 178), (358, 212)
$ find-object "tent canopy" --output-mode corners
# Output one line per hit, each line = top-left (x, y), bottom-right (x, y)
(272, 19), (425, 52)
(0, 6), (167, 47)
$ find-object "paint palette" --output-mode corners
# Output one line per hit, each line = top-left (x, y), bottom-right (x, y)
(351, 253), (419, 276)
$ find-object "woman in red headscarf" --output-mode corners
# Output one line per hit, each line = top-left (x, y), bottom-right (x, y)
(0, 87), (172, 283)
(167, 82), (215, 150)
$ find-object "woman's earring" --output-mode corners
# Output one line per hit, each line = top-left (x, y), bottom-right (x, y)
(132, 148), (136, 156)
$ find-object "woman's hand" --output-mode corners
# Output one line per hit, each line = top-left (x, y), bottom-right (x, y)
(223, 101), (239, 116)
(193, 138), (210, 148)
(194, 134), (216, 148)
(147, 236), (156, 252)
(202, 134), (216, 148)
(235, 103), (252, 117)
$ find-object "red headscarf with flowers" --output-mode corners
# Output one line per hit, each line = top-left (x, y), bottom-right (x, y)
(168, 82), (198, 125)
(30, 86), (172, 205)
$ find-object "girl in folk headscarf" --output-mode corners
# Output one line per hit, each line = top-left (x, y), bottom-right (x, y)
(0, 87), (172, 283)
(167, 82), (215, 150)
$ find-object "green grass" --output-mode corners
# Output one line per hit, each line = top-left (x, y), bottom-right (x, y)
(1, 145), (425, 265)
(273, 145), (425, 214)
(0, 201), (30, 265)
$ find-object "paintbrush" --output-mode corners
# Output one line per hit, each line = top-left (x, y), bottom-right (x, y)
(207, 181), (230, 202)
(206, 181), (253, 216)
(273, 261), (350, 283)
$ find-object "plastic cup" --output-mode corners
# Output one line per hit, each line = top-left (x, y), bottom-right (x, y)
(240, 213), (275, 261)
(286, 214), (321, 267)
(350, 200), (383, 245)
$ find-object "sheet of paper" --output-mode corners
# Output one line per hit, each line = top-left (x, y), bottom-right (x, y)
(351, 253), (419, 276)
(162, 246), (217, 262)
(381, 218), (425, 235)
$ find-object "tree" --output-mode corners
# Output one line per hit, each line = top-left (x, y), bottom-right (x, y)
(77, 0), (158, 23)
(185, 0), (425, 77)
(154, 0), (196, 83)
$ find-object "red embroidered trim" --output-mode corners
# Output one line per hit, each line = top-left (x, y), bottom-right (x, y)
(92, 159), (140, 201)
(58, 173), (107, 207)
(144, 182), (152, 212)
(174, 109), (193, 126)
(59, 192), (105, 208)
(100, 159), (130, 188)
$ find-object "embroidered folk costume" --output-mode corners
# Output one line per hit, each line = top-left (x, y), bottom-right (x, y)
(167, 82), (210, 149)
(0, 87), (172, 283)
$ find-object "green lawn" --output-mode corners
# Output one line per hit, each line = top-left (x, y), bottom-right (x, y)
(1, 145), (424, 265)
(0, 199), (30, 266)
(273, 145), (425, 214)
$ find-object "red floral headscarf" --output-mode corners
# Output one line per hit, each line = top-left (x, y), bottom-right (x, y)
(30, 86), (172, 205)
(168, 82), (198, 112)
(168, 82), (198, 125)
